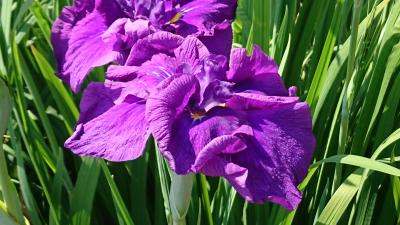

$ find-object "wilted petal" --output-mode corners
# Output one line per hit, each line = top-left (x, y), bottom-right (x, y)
(65, 82), (149, 161)
(227, 46), (288, 96)
(51, 0), (124, 92)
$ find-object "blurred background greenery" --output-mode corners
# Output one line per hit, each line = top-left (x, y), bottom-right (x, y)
(0, 0), (399, 224)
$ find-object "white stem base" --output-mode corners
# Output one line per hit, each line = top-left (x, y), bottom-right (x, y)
(169, 172), (194, 225)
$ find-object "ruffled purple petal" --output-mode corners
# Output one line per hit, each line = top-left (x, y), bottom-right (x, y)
(192, 134), (247, 171)
(51, 0), (124, 92)
(225, 141), (303, 210)
(146, 74), (246, 173)
(184, 111), (299, 209)
(106, 65), (140, 81)
(102, 18), (153, 64)
(226, 92), (299, 110)
(107, 53), (178, 82)
(150, 108), (245, 174)
(107, 53), (185, 100)
(125, 31), (184, 66)
(139, 54), (181, 80)
(188, 93), (315, 209)
(174, 36), (210, 65)
(146, 74), (198, 173)
(104, 79), (152, 101)
(198, 22), (233, 57)
(65, 82), (149, 161)
(175, 0), (236, 36)
(247, 102), (315, 186)
(221, 101), (314, 209)
(227, 46), (288, 96)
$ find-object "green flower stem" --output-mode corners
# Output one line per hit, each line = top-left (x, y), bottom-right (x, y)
(0, 78), (24, 224)
(169, 172), (193, 225)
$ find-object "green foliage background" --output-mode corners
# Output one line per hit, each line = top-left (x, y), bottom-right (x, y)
(0, 0), (399, 224)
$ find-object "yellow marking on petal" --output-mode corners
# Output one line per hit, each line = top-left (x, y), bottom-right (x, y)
(190, 112), (205, 120)
(166, 12), (183, 25)
(219, 103), (226, 108)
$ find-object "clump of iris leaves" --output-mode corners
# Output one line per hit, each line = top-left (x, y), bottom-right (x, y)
(0, 0), (399, 225)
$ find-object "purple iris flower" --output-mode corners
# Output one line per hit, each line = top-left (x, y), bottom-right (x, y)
(65, 32), (315, 210)
(51, 0), (236, 92)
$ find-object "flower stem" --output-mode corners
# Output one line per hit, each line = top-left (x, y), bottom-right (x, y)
(169, 172), (193, 225)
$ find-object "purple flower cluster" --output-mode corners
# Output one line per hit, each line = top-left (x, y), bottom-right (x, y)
(52, 0), (315, 210)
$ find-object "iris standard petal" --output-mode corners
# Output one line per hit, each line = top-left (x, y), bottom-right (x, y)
(227, 46), (288, 96)
(65, 82), (149, 161)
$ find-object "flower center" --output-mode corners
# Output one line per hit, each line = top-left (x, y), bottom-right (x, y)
(190, 112), (205, 120)
(166, 12), (183, 25)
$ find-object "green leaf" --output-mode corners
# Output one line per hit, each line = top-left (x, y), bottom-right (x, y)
(372, 128), (400, 160)
(0, 79), (25, 225)
(199, 175), (213, 225)
(70, 158), (101, 225)
(154, 141), (172, 224)
(31, 45), (79, 132)
(312, 154), (400, 176)
(8, 123), (43, 225)
(0, 0), (12, 45)
(30, 1), (52, 47)
(306, 0), (346, 110)
(100, 161), (135, 225)
(317, 169), (363, 225)
(392, 175), (400, 223)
